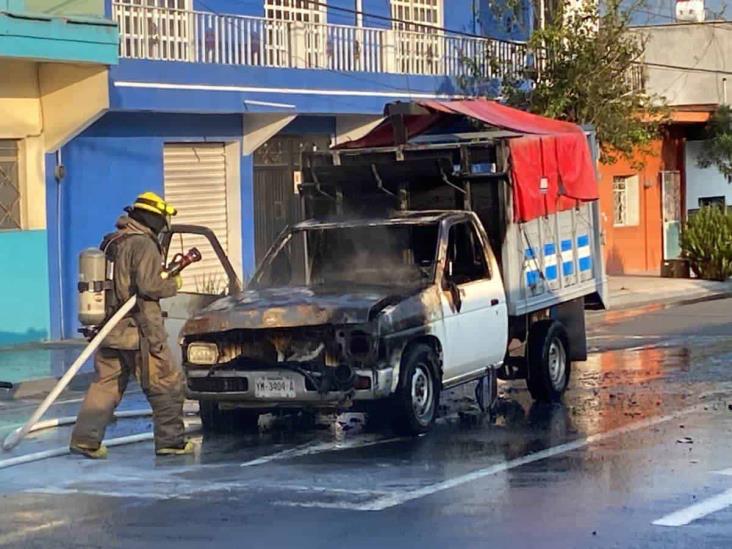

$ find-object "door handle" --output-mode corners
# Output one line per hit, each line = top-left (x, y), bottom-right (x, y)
(490, 299), (500, 307)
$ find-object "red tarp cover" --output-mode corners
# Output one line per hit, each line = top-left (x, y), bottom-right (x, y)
(338, 99), (598, 222)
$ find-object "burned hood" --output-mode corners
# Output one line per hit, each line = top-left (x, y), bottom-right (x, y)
(180, 286), (420, 335)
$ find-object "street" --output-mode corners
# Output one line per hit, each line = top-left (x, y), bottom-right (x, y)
(1, 297), (732, 548)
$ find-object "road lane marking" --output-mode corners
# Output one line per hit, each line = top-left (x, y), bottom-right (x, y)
(587, 335), (664, 340)
(240, 436), (407, 467)
(34, 486), (176, 501)
(280, 401), (718, 511)
(714, 468), (732, 476)
(653, 488), (732, 527)
(0, 519), (68, 546)
(277, 485), (389, 496)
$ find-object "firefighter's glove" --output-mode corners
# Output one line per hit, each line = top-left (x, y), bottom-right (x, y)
(174, 275), (183, 291)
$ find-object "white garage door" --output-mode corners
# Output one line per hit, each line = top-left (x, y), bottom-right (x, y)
(164, 143), (231, 294)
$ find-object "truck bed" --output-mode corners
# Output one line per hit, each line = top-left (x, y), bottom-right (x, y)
(502, 202), (606, 317)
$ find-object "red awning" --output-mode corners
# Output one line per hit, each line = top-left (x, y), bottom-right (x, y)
(338, 99), (598, 222)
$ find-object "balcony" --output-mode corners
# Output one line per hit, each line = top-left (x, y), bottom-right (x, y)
(111, 2), (530, 80)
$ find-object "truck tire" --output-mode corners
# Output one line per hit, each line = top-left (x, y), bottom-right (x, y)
(526, 320), (570, 402)
(199, 401), (260, 434)
(392, 343), (440, 435)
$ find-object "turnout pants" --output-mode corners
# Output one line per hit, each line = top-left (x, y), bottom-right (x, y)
(71, 345), (185, 451)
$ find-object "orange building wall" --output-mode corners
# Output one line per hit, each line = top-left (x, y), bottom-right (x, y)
(598, 140), (664, 275)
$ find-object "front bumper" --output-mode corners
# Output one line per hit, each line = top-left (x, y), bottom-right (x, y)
(184, 365), (396, 409)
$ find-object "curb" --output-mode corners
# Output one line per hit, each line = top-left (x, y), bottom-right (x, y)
(0, 372), (95, 402)
(587, 290), (732, 326)
(609, 289), (732, 311)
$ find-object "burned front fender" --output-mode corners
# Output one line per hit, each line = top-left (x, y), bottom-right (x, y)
(372, 286), (445, 391)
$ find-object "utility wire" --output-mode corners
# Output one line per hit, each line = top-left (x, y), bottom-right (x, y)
(640, 60), (732, 75)
(298, 0), (526, 43)
(634, 8), (676, 21)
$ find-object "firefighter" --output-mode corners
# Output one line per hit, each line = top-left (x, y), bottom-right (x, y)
(70, 192), (193, 458)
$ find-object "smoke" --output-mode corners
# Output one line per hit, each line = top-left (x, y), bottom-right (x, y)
(257, 223), (439, 289)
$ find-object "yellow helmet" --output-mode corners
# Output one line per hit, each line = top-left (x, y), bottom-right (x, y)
(132, 192), (177, 217)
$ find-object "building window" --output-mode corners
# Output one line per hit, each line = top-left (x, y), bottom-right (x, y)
(264, 0), (328, 68)
(698, 196), (726, 208)
(0, 140), (21, 230)
(390, 0), (443, 31)
(613, 175), (640, 227)
(390, 0), (444, 74)
(115, 0), (193, 61)
(118, 0), (189, 7)
(265, 0), (326, 23)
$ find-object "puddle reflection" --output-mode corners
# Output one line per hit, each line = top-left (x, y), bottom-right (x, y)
(570, 346), (692, 434)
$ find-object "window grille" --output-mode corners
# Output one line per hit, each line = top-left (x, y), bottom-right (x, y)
(0, 140), (21, 230)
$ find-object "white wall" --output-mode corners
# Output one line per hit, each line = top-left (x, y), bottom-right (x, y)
(685, 140), (732, 212)
(635, 22), (732, 106)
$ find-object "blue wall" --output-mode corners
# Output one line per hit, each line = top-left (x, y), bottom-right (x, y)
(0, 230), (50, 346)
(110, 61), (461, 116)
(47, 112), (250, 339)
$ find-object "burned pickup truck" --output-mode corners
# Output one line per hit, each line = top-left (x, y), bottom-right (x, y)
(179, 100), (607, 435)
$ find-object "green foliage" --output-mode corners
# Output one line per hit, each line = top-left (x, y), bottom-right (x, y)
(679, 206), (732, 281)
(464, 0), (667, 166)
(195, 273), (228, 295)
(696, 105), (732, 178)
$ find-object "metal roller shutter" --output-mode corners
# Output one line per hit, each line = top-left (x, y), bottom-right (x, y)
(164, 143), (230, 294)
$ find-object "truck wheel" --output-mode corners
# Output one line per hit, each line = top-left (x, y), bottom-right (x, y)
(392, 344), (440, 435)
(199, 401), (259, 434)
(526, 321), (570, 402)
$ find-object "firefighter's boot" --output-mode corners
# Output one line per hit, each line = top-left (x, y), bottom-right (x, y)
(70, 443), (109, 460)
(155, 440), (194, 456)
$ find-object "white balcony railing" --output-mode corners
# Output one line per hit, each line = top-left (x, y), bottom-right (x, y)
(112, 2), (530, 79)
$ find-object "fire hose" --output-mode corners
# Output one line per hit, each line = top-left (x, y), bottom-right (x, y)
(1, 247), (202, 452)
(1, 296), (138, 452)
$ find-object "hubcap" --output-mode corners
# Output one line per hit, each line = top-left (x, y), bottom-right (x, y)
(411, 365), (434, 425)
(548, 338), (567, 391)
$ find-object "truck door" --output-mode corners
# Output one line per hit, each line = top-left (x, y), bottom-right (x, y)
(160, 225), (242, 367)
(439, 219), (508, 383)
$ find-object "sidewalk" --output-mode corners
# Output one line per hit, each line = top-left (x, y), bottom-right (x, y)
(2, 275), (731, 395)
(606, 275), (732, 310)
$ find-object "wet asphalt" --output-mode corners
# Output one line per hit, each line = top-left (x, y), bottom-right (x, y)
(1, 298), (732, 548)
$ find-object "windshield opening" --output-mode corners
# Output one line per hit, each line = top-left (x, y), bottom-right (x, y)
(253, 223), (439, 290)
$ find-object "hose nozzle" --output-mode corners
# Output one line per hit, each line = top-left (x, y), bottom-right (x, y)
(162, 247), (202, 279)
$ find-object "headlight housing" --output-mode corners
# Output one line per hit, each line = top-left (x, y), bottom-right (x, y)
(187, 342), (219, 365)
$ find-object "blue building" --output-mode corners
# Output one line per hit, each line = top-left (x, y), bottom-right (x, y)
(0, 0), (118, 345)
(31, 0), (533, 341)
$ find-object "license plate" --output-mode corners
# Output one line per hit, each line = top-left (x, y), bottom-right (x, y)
(254, 375), (296, 399)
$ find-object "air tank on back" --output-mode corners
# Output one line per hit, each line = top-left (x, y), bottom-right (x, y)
(78, 248), (107, 327)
